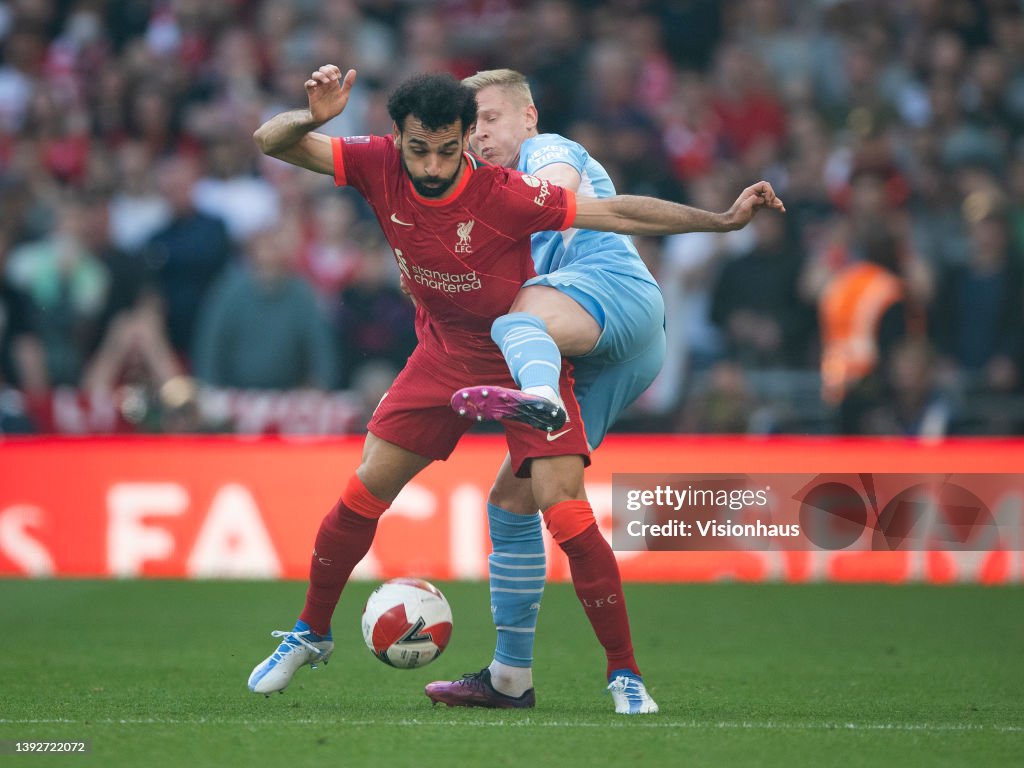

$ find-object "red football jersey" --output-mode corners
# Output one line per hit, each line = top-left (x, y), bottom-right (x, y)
(331, 135), (576, 373)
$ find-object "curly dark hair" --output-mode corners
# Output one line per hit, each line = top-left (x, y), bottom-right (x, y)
(386, 73), (477, 133)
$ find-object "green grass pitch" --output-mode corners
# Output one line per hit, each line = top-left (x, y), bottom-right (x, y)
(1, 579), (1021, 767)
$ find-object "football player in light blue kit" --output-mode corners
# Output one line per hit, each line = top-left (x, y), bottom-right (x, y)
(428, 68), (666, 714)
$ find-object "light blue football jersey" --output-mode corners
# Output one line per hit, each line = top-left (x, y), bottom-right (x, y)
(518, 133), (657, 286)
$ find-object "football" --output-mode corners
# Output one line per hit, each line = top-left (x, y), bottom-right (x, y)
(361, 577), (453, 668)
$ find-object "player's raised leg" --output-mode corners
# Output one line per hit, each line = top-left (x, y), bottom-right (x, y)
(453, 312), (567, 432)
(454, 287), (600, 433)
(248, 435), (432, 695)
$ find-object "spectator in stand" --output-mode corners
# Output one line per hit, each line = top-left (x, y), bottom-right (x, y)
(710, 211), (813, 369)
(818, 226), (914, 418)
(907, 154), (972, 271)
(647, 174), (739, 414)
(932, 196), (1023, 395)
(125, 84), (188, 158)
(80, 189), (182, 394)
(143, 154), (232, 361)
(596, 11), (676, 120)
(1006, 154), (1024, 258)
(801, 162), (932, 313)
(657, 72), (721, 186)
(779, 108), (836, 246)
(842, 337), (954, 438)
(0, 229), (47, 396)
(82, 298), (183, 396)
(514, 0), (588, 137)
(192, 131), (281, 244)
(297, 194), (368, 313)
(24, 88), (92, 188)
(108, 141), (171, 254)
(731, 0), (816, 106)
(677, 360), (757, 435)
(0, 25), (42, 138)
(76, 188), (157, 345)
(708, 42), (786, 164)
(4, 190), (109, 386)
(571, 40), (680, 199)
(192, 221), (337, 391)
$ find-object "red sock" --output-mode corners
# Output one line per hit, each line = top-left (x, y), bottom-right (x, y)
(299, 476), (388, 635)
(554, 515), (641, 679)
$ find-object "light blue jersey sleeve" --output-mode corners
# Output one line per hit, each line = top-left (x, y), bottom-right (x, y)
(518, 134), (652, 282)
(522, 134), (586, 177)
(520, 134), (617, 200)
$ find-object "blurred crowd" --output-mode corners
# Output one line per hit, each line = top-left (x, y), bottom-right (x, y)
(0, 0), (1022, 436)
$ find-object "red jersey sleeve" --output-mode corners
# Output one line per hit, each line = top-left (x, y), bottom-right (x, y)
(330, 135), (394, 193)
(492, 169), (577, 236)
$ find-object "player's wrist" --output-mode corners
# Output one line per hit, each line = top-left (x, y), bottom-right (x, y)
(305, 107), (333, 128)
(715, 210), (739, 232)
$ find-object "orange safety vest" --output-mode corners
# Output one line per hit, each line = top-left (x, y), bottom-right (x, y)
(819, 262), (903, 403)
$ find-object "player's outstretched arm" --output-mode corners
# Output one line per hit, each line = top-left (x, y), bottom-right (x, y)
(252, 65), (357, 175)
(572, 181), (786, 236)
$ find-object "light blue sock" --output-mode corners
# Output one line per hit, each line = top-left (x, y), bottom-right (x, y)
(491, 313), (561, 393)
(488, 503), (546, 667)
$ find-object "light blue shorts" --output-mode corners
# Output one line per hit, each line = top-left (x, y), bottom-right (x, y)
(524, 268), (666, 448)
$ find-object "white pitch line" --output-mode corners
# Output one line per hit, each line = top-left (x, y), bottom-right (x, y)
(1, 718), (1020, 733)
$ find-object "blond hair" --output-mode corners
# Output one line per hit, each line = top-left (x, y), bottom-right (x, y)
(462, 68), (534, 107)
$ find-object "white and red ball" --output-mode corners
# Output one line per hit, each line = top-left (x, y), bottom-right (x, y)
(361, 578), (453, 668)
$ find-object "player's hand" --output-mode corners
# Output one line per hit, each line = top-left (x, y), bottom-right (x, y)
(723, 181), (786, 231)
(304, 65), (356, 125)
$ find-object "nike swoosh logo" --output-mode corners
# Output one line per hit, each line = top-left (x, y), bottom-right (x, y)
(390, 213), (413, 226)
(546, 428), (572, 442)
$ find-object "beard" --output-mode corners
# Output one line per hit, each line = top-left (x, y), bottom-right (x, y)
(401, 153), (463, 198)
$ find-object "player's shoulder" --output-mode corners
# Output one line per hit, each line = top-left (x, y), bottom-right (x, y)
(339, 134), (392, 147)
(521, 133), (586, 172)
(339, 135), (402, 189)
(339, 134), (398, 158)
(465, 162), (560, 216)
(469, 155), (517, 187)
(480, 163), (544, 193)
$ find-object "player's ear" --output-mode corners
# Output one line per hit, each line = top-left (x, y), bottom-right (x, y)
(525, 104), (538, 131)
(391, 121), (401, 146)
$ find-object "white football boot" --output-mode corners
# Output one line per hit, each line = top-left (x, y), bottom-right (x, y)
(248, 621), (334, 695)
(607, 670), (660, 715)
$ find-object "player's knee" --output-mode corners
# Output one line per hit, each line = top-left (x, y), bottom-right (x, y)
(541, 499), (595, 544)
(487, 484), (537, 516)
(530, 457), (585, 511)
(490, 311), (546, 346)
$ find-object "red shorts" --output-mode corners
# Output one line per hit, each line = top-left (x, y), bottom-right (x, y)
(368, 344), (590, 477)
